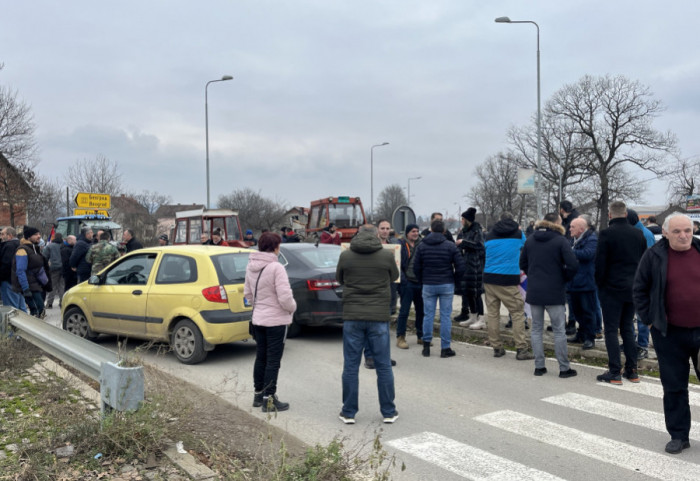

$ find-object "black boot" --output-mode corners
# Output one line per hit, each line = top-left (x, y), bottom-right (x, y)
(453, 311), (469, 322)
(262, 394), (289, 412)
(422, 341), (430, 357)
(253, 391), (263, 407)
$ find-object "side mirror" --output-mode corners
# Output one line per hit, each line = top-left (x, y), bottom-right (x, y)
(88, 275), (101, 285)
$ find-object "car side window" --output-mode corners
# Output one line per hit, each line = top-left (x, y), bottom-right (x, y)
(104, 253), (157, 285)
(155, 254), (197, 284)
(278, 252), (288, 267)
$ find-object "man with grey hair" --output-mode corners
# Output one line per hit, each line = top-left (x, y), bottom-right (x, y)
(595, 200), (647, 384)
(566, 216), (598, 350)
(634, 213), (700, 454)
(336, 224), (399, 424)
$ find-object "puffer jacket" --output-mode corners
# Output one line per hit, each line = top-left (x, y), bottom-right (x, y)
(567, 228), (597, 292)
(244, 251), (296, 327)
(336, 231), (399, 322)
(484, 219), (526, 286)
(457, 222), (485, 295)
(70, 234), (93, 281)
(411, 232), (465, 286)
(12, 239), (49, 293)
(520, 220), (578, 305)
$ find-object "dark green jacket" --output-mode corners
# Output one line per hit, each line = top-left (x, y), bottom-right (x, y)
(336, 231), (399, 322)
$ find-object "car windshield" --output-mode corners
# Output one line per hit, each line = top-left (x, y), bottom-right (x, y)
(328, 203), (363, 228)
(211, 252), (250, 284)
(296, 247), (340, 268)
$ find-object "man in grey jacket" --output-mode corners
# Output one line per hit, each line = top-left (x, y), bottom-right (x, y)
(43, 233), (64, 308)
(336, 224), (399, 425)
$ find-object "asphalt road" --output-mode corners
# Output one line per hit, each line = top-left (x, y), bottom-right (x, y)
(45, 307), (700, 481)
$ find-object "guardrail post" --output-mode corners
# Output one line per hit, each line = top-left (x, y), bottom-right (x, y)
(100, 361), (144, 413)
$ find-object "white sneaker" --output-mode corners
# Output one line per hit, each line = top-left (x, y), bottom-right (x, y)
(469, 319), (486, 330)
(383, 412), (399, 424)
(459, 318), (477, 327)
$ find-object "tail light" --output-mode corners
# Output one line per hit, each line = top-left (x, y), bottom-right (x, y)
(307, 279), (341, 291)
(202, 285), (228, 303)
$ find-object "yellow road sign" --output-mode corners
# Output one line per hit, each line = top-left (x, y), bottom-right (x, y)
(73, 208), (109, 217)
(74, 192), (111, 209)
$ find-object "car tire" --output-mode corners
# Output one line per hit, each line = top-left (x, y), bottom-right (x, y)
(286, 320), (302, 338)
(171, 319), (207, 364)
(63, 307), (99, 341)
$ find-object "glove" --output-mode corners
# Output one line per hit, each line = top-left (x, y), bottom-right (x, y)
(22, 289), (32, 298)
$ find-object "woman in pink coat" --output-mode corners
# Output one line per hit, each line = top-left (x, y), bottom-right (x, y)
(244, 232), (297, 412)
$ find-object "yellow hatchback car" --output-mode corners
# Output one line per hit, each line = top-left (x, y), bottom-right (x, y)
(61, 245), (253, 364)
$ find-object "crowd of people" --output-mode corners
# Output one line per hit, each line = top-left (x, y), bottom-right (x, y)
(242, 202), (699, 456)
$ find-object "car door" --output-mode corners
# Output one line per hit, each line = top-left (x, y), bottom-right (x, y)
(146, 253), (199, 338)
(89, 252), (157, 337)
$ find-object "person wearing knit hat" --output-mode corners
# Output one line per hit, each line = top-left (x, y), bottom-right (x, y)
(23, 226), (40, 239)
(454, 208), (486, 328)
(158, 234), (169, 246)
(244, 229), (258, 246)
(395, 223), (424, 349)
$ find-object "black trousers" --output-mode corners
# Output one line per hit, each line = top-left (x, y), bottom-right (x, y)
(651, 325), (700, 442)
(599, 289), (637, 374)
(252, 324), (287, 396)
(570, 290), (596, 342)
(460, 292), (484, 316)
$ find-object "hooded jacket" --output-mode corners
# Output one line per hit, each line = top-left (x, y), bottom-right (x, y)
(0, 237), (20, 283)
(43, 237), (63, 271)
(411, 232), (465, 286)
(70, 233), (93, 281)
(336, 231), (399, 321)
(520, 220), (578, 305)
(12, 239), (49, 293)
(243, 251), (296, 327)
(484, 219), (526, 286)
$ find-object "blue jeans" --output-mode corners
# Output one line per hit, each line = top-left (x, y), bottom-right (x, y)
(637, 318), (649, 348)
(396, 282), (424, 338)
(0, 281), (27, 312)
(422, 283), (454, 349)
(594, 289), (602, 334)
(342, 321), (396, 418)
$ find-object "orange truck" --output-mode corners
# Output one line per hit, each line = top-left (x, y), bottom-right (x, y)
(305, 196), (367, 241)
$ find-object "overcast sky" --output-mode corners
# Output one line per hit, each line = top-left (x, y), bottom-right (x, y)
(2, 1), (697, 221)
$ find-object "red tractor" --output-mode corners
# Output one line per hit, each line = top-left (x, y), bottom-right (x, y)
(305, 196), (366, 241)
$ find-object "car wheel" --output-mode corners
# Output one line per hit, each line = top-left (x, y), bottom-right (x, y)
(63, 307), (98, 341)
(286, 320), (302, 338)
(171, 319), (207, 364)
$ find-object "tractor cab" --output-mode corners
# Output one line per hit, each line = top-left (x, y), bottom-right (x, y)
(172, 208), (248, 247)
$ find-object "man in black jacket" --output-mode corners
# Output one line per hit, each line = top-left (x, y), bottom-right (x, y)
(395, 223), (423, 349)
(595, 200), (647, 384)
(70, 228), (94, 283)
(634, 213), (700, 454)
(61, 235), (77, 291)
(122, 229), (143, 253)
(411, 220), (465, 358)
(520, 213), (578, 378)
(0, 227), (27, 311)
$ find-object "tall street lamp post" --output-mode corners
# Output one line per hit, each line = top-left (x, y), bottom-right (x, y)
(370, 142), (389, 222)
(407, 176), (422, 207)
(495, 16), (542, 220)
(205, 75), (233, 209)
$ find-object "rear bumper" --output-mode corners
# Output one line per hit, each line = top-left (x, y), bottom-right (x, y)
(200, 309), (251, 324)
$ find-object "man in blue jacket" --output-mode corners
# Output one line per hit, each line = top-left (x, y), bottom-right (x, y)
(567, 217), (598, 350)
(482, 212), (533, 360)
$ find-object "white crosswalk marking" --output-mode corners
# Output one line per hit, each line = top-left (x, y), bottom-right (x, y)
(542, 392), (700, 441)
(387, 432), (565, 481)
(597, 380), (700, 406)
(475, 410), (700, 481)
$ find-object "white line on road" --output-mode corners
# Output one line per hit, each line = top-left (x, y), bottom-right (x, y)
(596, 380), (700, 406)
(542, 392), (700, 441)
(387, 431), (565, 481)
(475, 410), (700, 481)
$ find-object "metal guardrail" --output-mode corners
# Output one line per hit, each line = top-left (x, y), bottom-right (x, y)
(1, 306), (143, 412)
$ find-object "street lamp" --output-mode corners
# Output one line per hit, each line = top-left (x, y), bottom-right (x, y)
(495, 16), (543, 220)
(205, 75), (233, 209)
(370, 142), (389, 222)
(407, 176), (422, 207)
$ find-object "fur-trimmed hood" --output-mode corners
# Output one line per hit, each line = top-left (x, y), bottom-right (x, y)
(532, 220), (565, 242)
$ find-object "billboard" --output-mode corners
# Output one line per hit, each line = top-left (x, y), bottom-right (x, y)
(517, 169), (535, 194)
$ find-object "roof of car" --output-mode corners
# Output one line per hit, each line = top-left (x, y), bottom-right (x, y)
(131, 245), (253, 255)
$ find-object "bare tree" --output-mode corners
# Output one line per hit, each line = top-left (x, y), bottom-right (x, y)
(546, 74), (676, 218)
(131, 190), (172, 215)
(666, 155), (700, 206)
(27, 176), (65, 226)
(65, 154), (123, 197)
(468, 152), (527, 228)
(217, 188), (288, 232)
(0, 76), (39, 226)
(376, 184), (408, 222)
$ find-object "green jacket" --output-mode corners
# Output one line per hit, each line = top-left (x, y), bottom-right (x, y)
(86, 241), (120, 275)
(336, 231), (399, 322)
